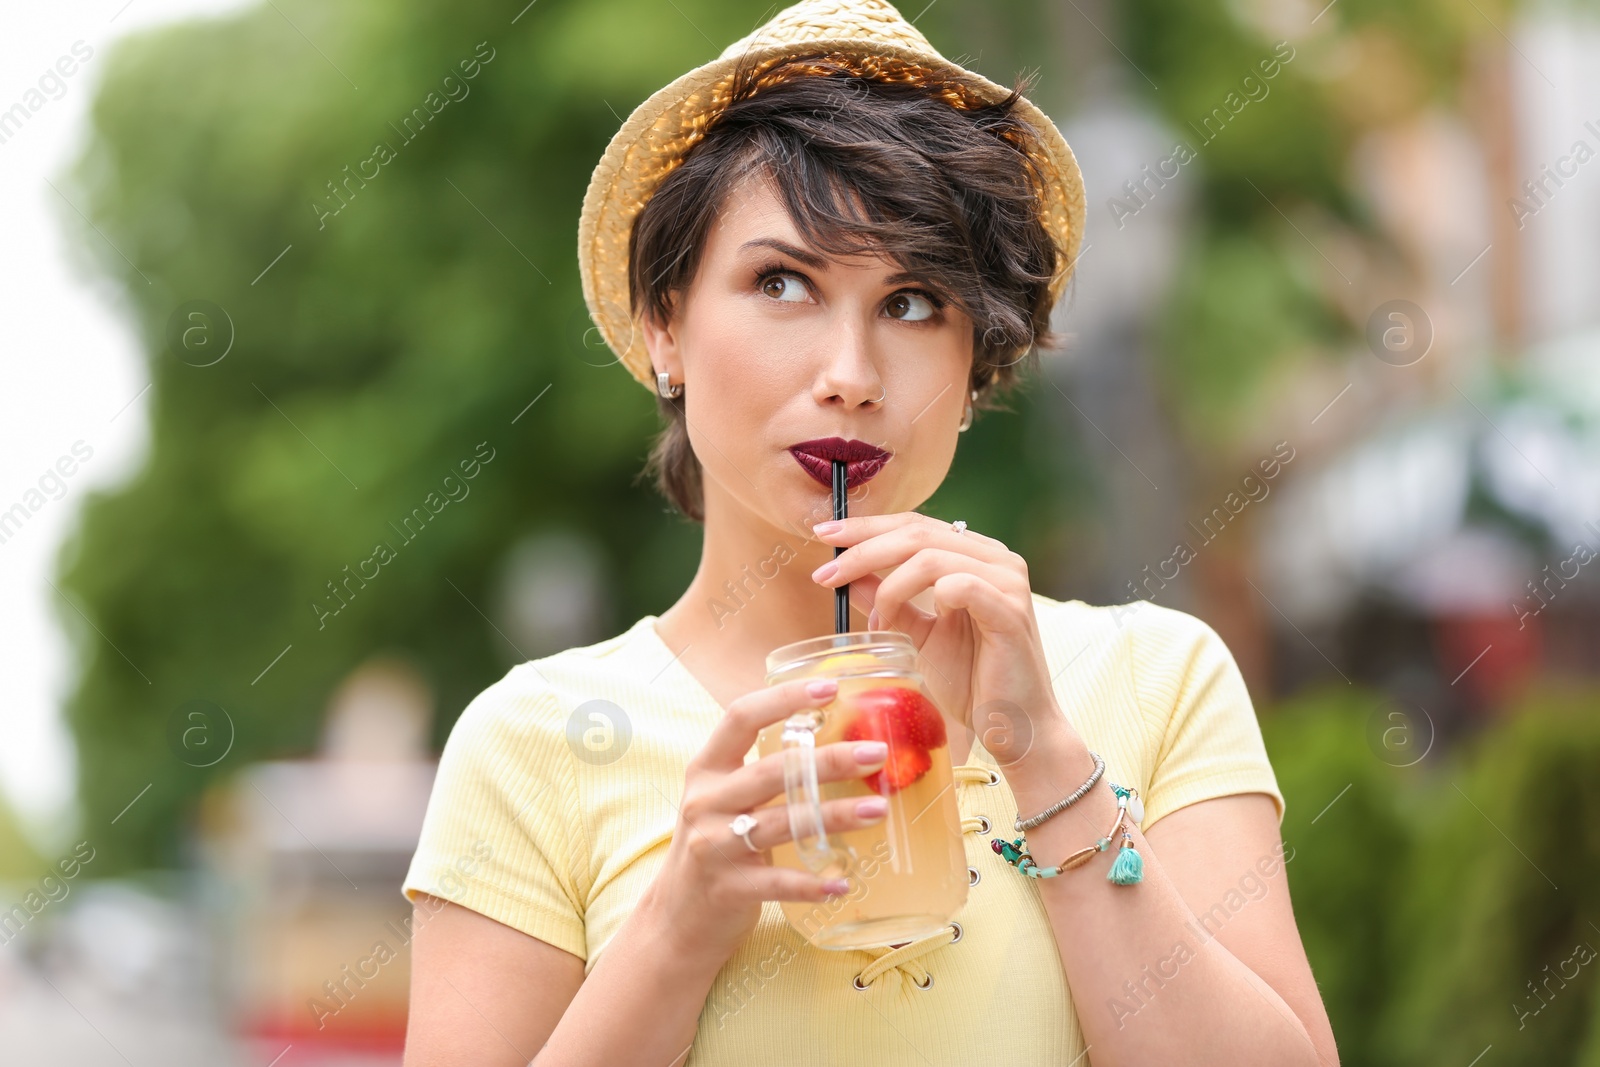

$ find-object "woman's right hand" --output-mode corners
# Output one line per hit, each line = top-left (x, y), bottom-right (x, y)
(644, 677), (890, 966)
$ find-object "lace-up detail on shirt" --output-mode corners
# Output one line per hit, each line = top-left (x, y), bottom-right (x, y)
(954, 764), (1001, 788)
(850, 763), (997, 991)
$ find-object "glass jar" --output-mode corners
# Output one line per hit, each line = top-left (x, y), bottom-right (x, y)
(758, 631), (967, 949)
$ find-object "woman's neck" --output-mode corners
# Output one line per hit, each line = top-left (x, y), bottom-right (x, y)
(653, 494), (870, 709)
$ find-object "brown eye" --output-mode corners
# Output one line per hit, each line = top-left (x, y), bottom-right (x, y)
(886, 291), (937, 322)
(760, 272), (809, 303)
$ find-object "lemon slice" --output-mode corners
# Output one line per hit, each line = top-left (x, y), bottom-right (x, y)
(816, 652), (881, 675)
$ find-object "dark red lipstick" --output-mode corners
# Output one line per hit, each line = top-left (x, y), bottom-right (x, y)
(788, 437), (892, 488)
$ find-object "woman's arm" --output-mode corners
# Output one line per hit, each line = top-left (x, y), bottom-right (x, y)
(403, 891), (726, 1067)
(403, 896), (583, 1066)
(1007, 724), (1339, 1067)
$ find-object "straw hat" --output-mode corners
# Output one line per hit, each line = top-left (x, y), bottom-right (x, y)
(576, 0), (1087, 392)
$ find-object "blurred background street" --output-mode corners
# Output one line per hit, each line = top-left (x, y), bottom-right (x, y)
(3, 0), (1599, 1063)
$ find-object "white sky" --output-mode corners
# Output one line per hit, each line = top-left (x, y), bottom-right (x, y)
(0, 0), (252, 846)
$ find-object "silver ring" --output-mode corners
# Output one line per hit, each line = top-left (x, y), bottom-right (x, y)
(951, 519), (967, 534)
(728, 812), (760, 853)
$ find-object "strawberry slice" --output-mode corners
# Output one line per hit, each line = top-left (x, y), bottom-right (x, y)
(865, 746), (932, 795)
(842, 686), (947, 794)
(847, 686), (948, 749)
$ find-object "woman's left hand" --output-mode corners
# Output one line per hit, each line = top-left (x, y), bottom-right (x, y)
(810, 511), (1072, 770)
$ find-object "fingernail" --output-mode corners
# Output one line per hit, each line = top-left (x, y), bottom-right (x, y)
(822, 878), (851, 896)
(806, 679), (838, 698)
(853, 741), (888, 763)
(855, 797), (888, 819)
(867, 608), (881, 630)
(811, 560), (839, 583)
(813, 520), (843, 536)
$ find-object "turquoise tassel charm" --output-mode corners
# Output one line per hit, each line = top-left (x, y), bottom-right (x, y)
(1108, 835), (1144, 885)
(994, 781), (1146, 885)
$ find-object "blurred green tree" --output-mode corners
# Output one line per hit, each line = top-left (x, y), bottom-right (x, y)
(1261, 685), (1415, 1067)
(1263, 681), (1600, 1065)
(1384, 684), (1600, 1065)
(1120, 0), (1470, 448)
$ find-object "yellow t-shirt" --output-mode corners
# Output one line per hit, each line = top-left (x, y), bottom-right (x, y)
(402, 592), (1285, 1065)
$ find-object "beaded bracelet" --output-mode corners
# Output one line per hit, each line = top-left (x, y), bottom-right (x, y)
(1014, 749), (1104, 832)
(991, 782), (1145, 885)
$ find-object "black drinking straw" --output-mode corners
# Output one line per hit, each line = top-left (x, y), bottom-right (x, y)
(832, 459), (849, 634)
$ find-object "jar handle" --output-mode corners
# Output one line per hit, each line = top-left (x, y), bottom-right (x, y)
(781, 711), (853, 876)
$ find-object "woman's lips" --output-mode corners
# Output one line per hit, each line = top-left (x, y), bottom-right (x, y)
(790, 451), (890, 487)
(787, 445), (891, 488)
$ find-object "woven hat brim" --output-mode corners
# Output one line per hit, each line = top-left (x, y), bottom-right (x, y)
(577, 39), (1087, 391)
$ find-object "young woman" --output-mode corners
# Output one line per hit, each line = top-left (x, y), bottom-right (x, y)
(401, 2), (1338, 1064)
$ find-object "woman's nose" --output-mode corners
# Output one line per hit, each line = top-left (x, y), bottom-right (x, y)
(816, 321), (885, 407)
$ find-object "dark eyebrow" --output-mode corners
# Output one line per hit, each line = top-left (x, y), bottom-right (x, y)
(738, 237), (828, 270)
(737, 237), (929, 287)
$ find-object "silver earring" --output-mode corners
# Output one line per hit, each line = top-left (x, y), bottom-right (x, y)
(656, 370), (682, 399)
(958, 388), (976, 432)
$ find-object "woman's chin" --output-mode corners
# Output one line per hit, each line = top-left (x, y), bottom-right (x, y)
(753, 459), (894, 534)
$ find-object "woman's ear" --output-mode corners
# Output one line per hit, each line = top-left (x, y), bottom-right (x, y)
(639, 299), (683, 383)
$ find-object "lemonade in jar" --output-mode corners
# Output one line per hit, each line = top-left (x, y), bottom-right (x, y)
(758, 632), (968, 949)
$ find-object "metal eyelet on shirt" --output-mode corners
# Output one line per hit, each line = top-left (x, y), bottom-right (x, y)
(985, 769), (1000, 786)
(949, 921), (963, 944)
(913, 972), (934, 990)
(976, 815), (991, 834)
(852, 974), (871, 991)
(967, 865), (980, 886)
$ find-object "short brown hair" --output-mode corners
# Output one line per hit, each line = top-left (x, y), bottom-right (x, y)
(629, 54), (1064, 522)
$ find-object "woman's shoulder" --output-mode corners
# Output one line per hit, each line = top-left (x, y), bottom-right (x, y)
(1029, 591), (1247, 724)
(1030, 591), (1229, 663)
(1031, 593), (1281, 826)
(440, 616), (659, 757)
